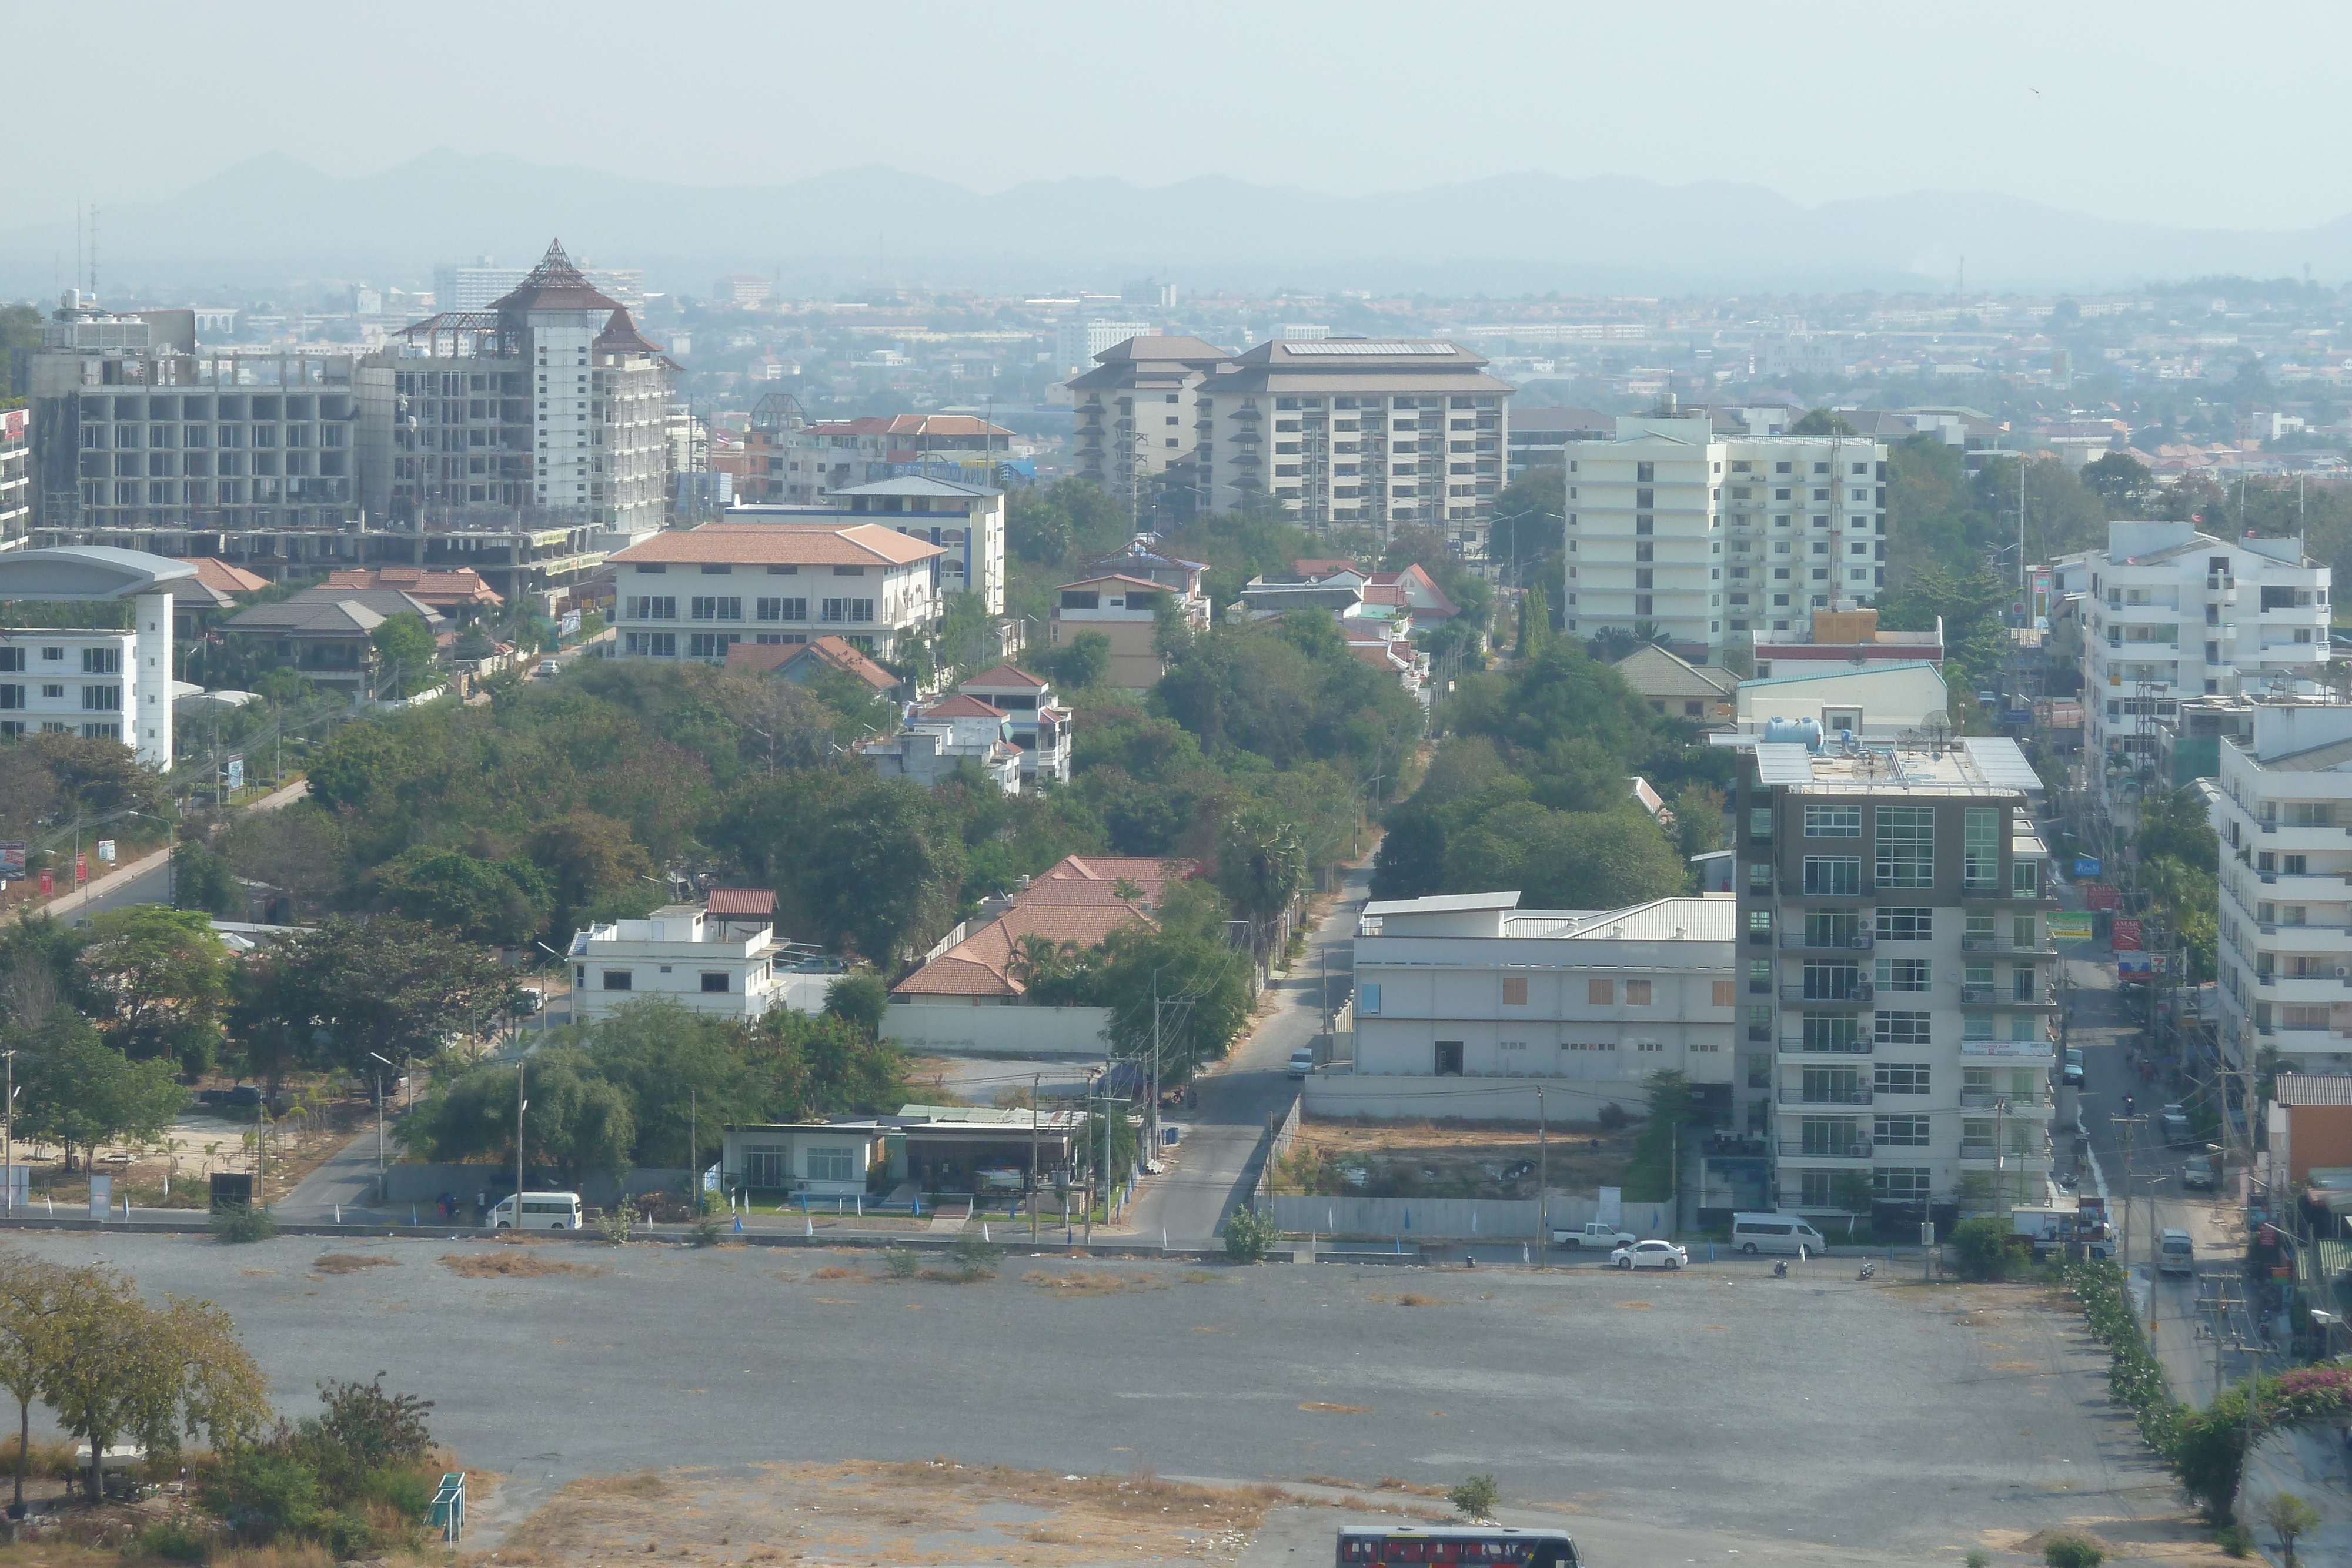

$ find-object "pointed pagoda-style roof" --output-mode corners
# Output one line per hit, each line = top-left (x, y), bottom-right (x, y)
(493, 239), (623, 315)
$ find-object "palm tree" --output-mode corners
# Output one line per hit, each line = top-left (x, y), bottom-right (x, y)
(1008, 934), (1079, 992)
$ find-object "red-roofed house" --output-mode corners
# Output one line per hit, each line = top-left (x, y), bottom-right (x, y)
(891, 855), (1194, 1004)
(958, 663), (1071, 784)
(727, 633), (908, 700)
(1366, 563), (1459, 621)
(325, 566), (505, 617)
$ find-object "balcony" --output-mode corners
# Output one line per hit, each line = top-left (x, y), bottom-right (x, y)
(1962, 887), (2057, 909)
(1960, 1088), (2049, 1109)
(1960, 936), (2058, 955)
(1779, 1139), (1873, 1162)
(1781, 981), (1873, 1007)
(2253, 922), (2352, 950)
(1779, 931), (1874, 951)
(2253, 970), (2349, 1000)
(1778, 1087), (1872, 1106)
(1959, 985), (2058, 1009)
(1777, 1036), (1872, 1055)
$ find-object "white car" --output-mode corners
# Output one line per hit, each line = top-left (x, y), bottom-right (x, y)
(1609, 1239), (1688, 1271)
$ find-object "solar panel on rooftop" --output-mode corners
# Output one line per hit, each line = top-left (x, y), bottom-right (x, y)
(1280, 341), (1456, 355)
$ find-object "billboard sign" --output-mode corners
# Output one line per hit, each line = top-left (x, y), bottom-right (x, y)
(227, 756), (244, 791)
(0, 841), (24, 880)
(2118, 953), (2154, 978)
(2084, 884), (2122, 911)
(2111, 918), (2144, 951)
(2075, 856), (2103, 877)
(74, 853), (87, 885)
(2048, 912), (2095, 944)
(96, 840), (115, 866)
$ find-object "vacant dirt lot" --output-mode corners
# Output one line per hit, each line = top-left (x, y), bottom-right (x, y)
(1274, 1115), (1638, 1199)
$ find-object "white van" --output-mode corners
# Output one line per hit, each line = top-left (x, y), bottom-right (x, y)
(1731, 1212), (1830, 1256)
(491, 1191), (583, 1231)
(2158, 1228), (2195, 1276)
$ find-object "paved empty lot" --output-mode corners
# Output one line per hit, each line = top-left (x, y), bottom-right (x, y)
(4, 1232), (2180, 1559)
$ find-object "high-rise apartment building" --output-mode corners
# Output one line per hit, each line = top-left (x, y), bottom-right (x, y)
(1067, 336), (1232, 508)
(1193, 340), (1510, 551)
(1733, 735), (2057, 1221)
(2209, 702), (2352, 1073)
(1566, 414), (1888, 664)
(386, 241), (672, 596)
(0, 407), (28, 550)
(2062, 521), (2331, 825)
(1054, 319), (1155, 377)
(434, 258), (644, 312)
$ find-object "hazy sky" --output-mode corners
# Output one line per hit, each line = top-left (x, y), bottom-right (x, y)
(14, 1), (2352, 233)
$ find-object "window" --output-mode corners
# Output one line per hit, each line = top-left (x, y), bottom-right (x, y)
(690, 596), (742, 621)
(80, 686), (119, 711)
(741, 1148), (786, 1187)
(757, 597), (807, 621)
(2012, 859), (2041, 897)
(1796, 1169), (1841, 1208)
(624, 632), (676, 657)
(626, 594), (677, 620)
(1875, 958), (1931, 991)
(1588, 977), (1614, 1005)
(1875, 1011), (1932, 1046)
(821, 598), (876, 623)
(1358, 984), (1380, 1014)
(80, 647), (121, 674)
(1625, 979), (1652, 1005)
(601, 969), (633, 991)
(1875, 806), (1935, 888)
(0, 687), (18, 710)
(1802, 961), (1861, 999)
(1876, 907), (1931, 941)
(1805, 804), (1862, 837)
(1873, 1062), (1930, 1094)
(1803, 857), (1861, 895)
(1963, 807), (2000, 889)
(1802, 1014), (1860, 1051)
(1873, 1115), (1930, 1146)
(687, 633), (736, 659)
(1873, 1168), (1932, 1202)
(1805, 912), (1859, 948)
(806, 1147), (854, 1183)
(700, 972), (729, 994)
(0, 650), (18, 673)
(1501, 976), (1528, 1006)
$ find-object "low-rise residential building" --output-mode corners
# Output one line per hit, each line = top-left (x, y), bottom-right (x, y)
(0, 547), (191, 766)
(747, 413), (1015, 505)
(609, 520), (942, 663)
(1613, 643), (1736, 724)
(720, 1106), (1086, 1199)
(1751, 608), (1943, 677)
(169, 556), (271, 637)
(2265, 1075), (2352, 1188)
(1347, 891), (1736, 1120)
(864, 694), (1025, 793)
(2066, 520), (2332, 829)
(1732, 734), (2057, 1222)
(568, 890), (783, 1025)
(1050, 545), (1211, 691)
(833, 476), (1006, 616)
(957, 663), (1071, 784)
(891, 855), (1189, 1005)
(2210, 701), (2352, 1073)
(726, 633), (910, 702)
(322, 565), (504, 619)
(220, 586), (449, 695)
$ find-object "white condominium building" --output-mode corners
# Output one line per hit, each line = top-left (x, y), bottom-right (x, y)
(1067, 336), (1234, 506)
(2209, 702), (2352, 1072)
(1194, 340), (1511, 553)
(1565, 414), (1888, 665)
(2062, 521), (2331, 824)
(607, 520), (942, 664)
(1734, 735), (2057, 1220)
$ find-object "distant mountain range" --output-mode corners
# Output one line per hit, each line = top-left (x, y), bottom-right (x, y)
(8, 149), (2352, 300)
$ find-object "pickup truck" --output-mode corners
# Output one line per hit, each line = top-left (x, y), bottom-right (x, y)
(1552, 1219), (1639, 1249)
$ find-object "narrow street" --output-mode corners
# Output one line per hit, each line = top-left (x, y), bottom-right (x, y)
(1124, 860), (1372, 1245)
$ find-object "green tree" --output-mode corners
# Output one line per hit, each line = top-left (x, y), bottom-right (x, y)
(1091, 882), (1252, 1081)
(228, 916), (520, 1081)
(1622, 1070), (1693, 1204)
(416, 1048), (633, 1185)
(823, 972), (890, 1038)
(76, 907), (233, 1075)
(0, 1254), (67, 1510)
(1949, 1215), (2014, 1280)
(583, 1001), (772, 1169)
(523, 810), (656, 938)
(1215, 805), (1305, 934)
(2081, 452), (2156, 509)
(11, 1009), (186, 1170)
(172, 837), (242, 917)
(369, 613), (440, 697)
(369, 847), (552, 947)
(1788, 409), (1859, 436)
(1037, 630), (1111, 690)
(2262, 1493), (2318, 1567)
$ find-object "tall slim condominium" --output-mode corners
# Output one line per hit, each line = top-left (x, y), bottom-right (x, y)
(390, 240), (673, 543)
(1067, 336), (1232, 513)
(1194, 340), (1511, 552)
(1566, 413), (1889, 664)
(1734, 735), (2057, 1221)
(0, 407), (28, 549)
(2061, 520), (2331, 825)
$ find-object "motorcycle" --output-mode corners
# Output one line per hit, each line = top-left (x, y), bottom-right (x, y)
(1857, 1261), (1876, 1281)
(1772, 1259), (1789, 1278)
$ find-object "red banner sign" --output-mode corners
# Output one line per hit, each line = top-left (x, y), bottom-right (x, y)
(38, 870), (52, 897)
(2112, 918), (2143, 951)
(2084, 884), (2122, 911)
(74, 852), (88, 885)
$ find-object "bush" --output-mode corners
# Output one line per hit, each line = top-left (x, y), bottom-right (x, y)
(2216, 1522), (2253, 1557)
(597, 1205), (635, 1245)
(689, 1216), (724, 1247)
(1223, 1205), (1279, 1263)
(1595, 1102), (1631, 1132)
(884, 1246), (920, 1279)
(209, 1447), (323, 1540)
(1965, 1552), (1990, 1568)
(1449, 1474), (1499, 1520)
(130, 1520), (212, 1560)
(1947, 1215), (2013, 1281)
(948, 1231), (1001, 1281)
(2262, 1492), (2319, 1566)
(2042, 1531), (2104, 1568)
(211, 1204), (278, 1243)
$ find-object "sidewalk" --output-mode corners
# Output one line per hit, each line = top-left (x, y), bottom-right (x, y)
(18, 775), (312, 924)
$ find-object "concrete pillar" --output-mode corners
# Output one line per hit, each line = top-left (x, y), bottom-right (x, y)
(133, 590), (172, 770)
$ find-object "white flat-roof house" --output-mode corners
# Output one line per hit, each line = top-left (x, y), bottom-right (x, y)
(0, 546), (192, 768)
(1343, 891), (1736, 1119)
(567, 890), (782, 1024)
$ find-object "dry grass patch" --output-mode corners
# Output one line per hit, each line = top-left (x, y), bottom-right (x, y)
(1365, 1292), (1449, 1307)
(1023, 1269), (1170, 1296)
(572, 1468), (667, 1498)
(438, 1252), (604, 1279)
(1299, 1402), (1371, 1414)
(1377, 1477), (1448, 1497)
(811, 1265), (864, 1280)
(310, 1252), (397, 1275)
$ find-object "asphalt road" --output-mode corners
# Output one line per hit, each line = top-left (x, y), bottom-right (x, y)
(8, 1229), (2179, 1560)
(1128, 864), (1367, 1244)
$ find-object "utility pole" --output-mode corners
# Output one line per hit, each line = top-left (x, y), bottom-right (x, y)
(1536, 1086), (1548, 1265)
(1, 1049), (14, 1215)
(369, 1052), (395, 1203)
(1150, 984), (1162, 1165)
(1030, 1072), (1041, 1242)
(514, 1061), (528, 1222)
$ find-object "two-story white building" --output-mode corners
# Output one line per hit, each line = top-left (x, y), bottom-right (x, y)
(567, 890), (784, 1024)
(2210, 701), (2352, 1072)
(608, 520), (943, 664)
(0, 546), (192, 768)
(863, 694), (1025, 793)
(956, 663), (1071, 785)
(1343, 891), (1736, 1121)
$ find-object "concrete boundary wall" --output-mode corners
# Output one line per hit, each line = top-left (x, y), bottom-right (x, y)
(382, 1165), (691, 1206)
(883, 1004), (1111, 1057)
(1301, 1074), (1652, 1122)
(1267, 1193), (1673, 1239)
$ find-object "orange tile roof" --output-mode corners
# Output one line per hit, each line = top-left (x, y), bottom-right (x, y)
(1055, 573), (1171, 594)
(961, 663), (1048, 690)
(325, 565), (505, 607)
(175, 557), (272, 595)
(616, 521), (941, 567)
(706, 889), (775, 916)
(890, 854), (1194, 999)
(922, 694), (1007, 720)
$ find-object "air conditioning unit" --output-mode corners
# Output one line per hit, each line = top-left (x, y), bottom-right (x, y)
(1849, 1092), (1870, 1105)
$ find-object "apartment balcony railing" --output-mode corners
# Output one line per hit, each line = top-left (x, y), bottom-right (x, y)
(1776, 1036), (1872, 1055)
(1779, 1139), (1873, 1161)
(1779, 931), (1874, 951)
(1778, 1087), (1872, 1105)
(1960, 1089), (2049, 1109)
(1780, 982), (1873, 1007)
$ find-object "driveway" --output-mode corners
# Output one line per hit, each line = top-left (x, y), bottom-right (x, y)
(1127, 862), (1369, 1245)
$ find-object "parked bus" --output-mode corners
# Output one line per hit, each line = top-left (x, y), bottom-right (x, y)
(1337, 1527), (1579, 1568)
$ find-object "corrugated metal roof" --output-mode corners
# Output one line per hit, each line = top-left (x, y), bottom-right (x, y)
(2278, 1074), (2352, 1106)
(1362, 891), (1523, 917)
(1561, 897), (1737, 942)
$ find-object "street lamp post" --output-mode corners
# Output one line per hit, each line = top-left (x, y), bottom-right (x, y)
(1, 1048), (15, 1215)
(368, 1052), (395, 1203)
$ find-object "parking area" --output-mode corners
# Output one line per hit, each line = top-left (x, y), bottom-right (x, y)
(5, 1232), (2190, 1559)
